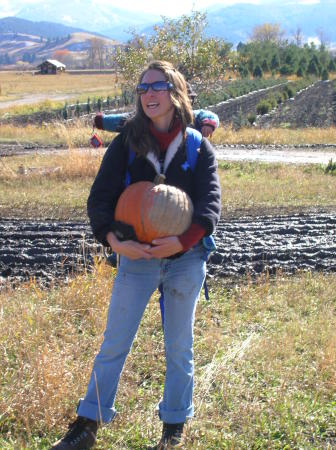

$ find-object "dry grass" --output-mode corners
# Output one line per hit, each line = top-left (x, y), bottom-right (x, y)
(0, 121), (113, 147)
(0, 71), (119, 102)
(1, 151), (335, 219)
(218, 161), (336, 213)
(211, 125), (336, 145)
(1, 122), (336, 147)
(0, 269), (335, 449)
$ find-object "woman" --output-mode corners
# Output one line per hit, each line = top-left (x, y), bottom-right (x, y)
(51, 60), (221, 450)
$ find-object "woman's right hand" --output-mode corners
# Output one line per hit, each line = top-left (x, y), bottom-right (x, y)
(106, 231), (152, 260)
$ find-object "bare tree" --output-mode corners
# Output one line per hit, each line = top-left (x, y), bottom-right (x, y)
(88, 38), (106, 69)
(292, 26), (303, 47)
(316, 28), (330, 48)
(250, 23), (285, 44)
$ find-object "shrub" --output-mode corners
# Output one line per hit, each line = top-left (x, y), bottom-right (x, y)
(256, 100), (271, 115)
(247, 113), (256, 125)
(325, 158), (336, 175)
(284, 85), (295, 98)
(321, 68), (329, 81)
(253, 65), (263, 78)
(296, 66), (305, 77)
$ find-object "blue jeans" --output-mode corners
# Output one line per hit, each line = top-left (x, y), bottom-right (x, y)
(77, 244), (207, 424)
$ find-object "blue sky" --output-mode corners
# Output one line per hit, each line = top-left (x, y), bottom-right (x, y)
(0, 0), (321, 19)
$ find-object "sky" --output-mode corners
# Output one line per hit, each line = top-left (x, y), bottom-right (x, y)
(0, 0), (322, 19)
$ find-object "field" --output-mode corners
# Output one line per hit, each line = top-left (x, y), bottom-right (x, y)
(0, 72), (336, 449)
(0, 71), (119, 107)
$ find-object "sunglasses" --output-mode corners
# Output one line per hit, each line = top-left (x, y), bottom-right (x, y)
(136, 81), (173, 95)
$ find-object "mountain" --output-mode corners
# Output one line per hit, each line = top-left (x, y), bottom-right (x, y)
(9, 0), (335, 45)
(204, 0), (336, 45)
(0, 17), (120, 68)
(0, 16), (100, 40)
(14, 0), (161, 42)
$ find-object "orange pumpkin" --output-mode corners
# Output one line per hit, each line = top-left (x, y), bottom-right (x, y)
(115, 181), (193, 243)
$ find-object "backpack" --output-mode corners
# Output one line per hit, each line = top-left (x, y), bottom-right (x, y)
(125, 127), (216, 327)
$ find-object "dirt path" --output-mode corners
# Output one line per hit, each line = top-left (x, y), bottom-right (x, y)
(0, 93), (75, 109)
(1, 143), (336, 164)
(1, 211), (335, 286)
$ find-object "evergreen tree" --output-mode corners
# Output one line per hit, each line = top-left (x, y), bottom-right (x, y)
(253, 64), (263, 78)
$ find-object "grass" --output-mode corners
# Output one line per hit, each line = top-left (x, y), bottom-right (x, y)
(0, 71), (119, 103)
(1, 122), (336, 147)
(0, 268), (335, 449)
(211, 125), (336, 146)
(1, 151), (335, 219)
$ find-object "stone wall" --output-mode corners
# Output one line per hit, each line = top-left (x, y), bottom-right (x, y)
(208, 82), (288, 124)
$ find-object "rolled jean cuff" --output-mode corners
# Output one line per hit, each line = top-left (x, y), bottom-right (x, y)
(77, 398), (117, 423)
(158, 402), (194, 424)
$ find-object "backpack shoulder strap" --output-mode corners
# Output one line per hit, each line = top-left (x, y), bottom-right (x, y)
(185, 127), (202, 171)
(125, 148), (136, 187)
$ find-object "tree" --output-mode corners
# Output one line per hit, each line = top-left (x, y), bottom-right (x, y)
(250, 23), (285, 44)
(292, 26), (303, 47)
(52, 49), (74, 66)
(253, 64), (263, 78)
(88, 38), (106, 69)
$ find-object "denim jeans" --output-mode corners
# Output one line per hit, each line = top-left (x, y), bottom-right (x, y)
(77, 243), (207, 424)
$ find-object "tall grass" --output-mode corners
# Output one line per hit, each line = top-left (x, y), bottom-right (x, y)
(1, 151), (335, 219)
(0, 72), (119, 101)
(211, 125), (336, 145)
(0, 269), (335, 448)
(1, 121), (336, 147)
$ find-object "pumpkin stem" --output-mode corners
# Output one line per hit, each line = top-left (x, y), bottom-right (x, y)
(154, 174), (166, 185)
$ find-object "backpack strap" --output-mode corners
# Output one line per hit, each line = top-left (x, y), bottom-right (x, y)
(125, 149), (136, 187)
(184, 127), (202, 171)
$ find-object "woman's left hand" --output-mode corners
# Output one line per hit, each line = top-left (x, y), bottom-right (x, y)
(148, 236), (183, 258)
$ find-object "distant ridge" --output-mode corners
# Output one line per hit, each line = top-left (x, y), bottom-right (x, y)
(0, 16), (104, 40)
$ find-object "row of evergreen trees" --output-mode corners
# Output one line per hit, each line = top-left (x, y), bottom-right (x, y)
(236, 41), (335, 80)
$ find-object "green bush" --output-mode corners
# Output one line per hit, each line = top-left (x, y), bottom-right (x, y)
(321, 68), (329, 81)
(256, 100), (271, 115)
(284, 85), (295, 98)
(325, 159), (336, 175)
(247, 113), (256, 125)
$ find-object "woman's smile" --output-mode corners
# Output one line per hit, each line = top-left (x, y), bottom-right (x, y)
(140, 69), (174, 132)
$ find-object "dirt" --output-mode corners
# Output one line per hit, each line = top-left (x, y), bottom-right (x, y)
(1, 211), (335, 286)
(1, 143), (336, 165)
(0, 93), (76, 110)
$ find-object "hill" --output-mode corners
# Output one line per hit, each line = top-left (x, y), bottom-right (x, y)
(0, 17), (120, 68)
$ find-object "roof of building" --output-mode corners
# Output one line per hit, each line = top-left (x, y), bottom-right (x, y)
(37, 59), (66, 69)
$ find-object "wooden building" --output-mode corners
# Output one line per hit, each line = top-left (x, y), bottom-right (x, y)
(37, 59), (66, 74)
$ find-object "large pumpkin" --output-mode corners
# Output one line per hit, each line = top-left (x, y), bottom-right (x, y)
(115, 181), (193, 243)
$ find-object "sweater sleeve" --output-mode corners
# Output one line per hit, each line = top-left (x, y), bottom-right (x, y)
(191, 138), (221, 236)
(94, 113), (130, 132)
(87, 133), (128, 246)
(178, 222), (206, 251)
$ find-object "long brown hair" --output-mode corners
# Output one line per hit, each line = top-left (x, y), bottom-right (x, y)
(125, 60), (193, 156)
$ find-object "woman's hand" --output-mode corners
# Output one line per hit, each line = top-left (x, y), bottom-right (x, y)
(148, 236), (183, 259)
(106, 232), (152, 260)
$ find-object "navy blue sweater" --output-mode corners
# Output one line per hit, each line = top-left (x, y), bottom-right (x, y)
(87, 132), (221, 247)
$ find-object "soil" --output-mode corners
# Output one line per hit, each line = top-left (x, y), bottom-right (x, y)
(2, 143), (336, 165)
(1, 211), (335, 286)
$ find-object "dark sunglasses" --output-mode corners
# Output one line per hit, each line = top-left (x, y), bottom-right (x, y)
(136, 81), (173, 95)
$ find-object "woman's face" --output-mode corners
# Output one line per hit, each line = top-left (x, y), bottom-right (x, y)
(139, 69), (175, 129)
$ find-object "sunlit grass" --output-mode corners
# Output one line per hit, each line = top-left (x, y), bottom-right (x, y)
(1, 152), (335, 219)
(211, 125), (336, 146)
(0, 269), (335, 449)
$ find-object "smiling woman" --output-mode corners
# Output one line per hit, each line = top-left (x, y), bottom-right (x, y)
(50, 60), (221, 450)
